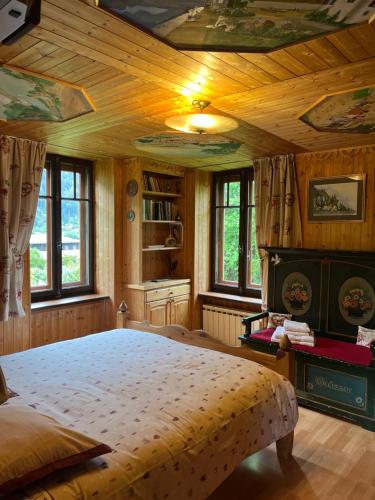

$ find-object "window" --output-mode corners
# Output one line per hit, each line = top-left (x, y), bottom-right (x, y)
(211, 168), (261, 297)
(30, 155), (94, 300)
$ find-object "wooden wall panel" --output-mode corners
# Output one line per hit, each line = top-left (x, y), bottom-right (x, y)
(0, 252), (31, 355)
(185, 169), (212, 329)
(94, 158), (124, 324)
(31, 299), (112, 348)
(296, 146), (375, 251)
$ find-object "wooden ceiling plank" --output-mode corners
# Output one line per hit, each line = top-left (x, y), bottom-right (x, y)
(238, 53), (295, 81)
(305, 38), (350, 68)
(0, 35), (40, 63)
(26, 47), (77, 73)
(31, 24), (190, 96)
(284, 44), (330, 73)
(349, 24), (375, 58)
(267, 49), (312, 77)
(208, 52), (278, 86)
(327, 30), (372, 62)
(8, 40), (57, 67)
(76, 67), (123, 88)
(49, 0), (250, 94)
(42, 1), (244, 97)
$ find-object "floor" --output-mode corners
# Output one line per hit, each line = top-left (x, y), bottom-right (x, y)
(210, 407), (375, 500)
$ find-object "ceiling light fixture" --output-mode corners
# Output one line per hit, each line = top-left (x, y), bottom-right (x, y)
(165, 100), (238, 135)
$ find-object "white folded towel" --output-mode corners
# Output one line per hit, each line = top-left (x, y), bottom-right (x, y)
(286, 334), (314, 342)
(284, 319), (310, 333)
(290, 339), (315, 347)
(271, 326), (285, 342)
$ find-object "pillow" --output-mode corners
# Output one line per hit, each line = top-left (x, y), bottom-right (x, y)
(0, 405), (111, 496)
(0, 365), (8, 405)
(267, 312), (292, 328)
(357, 326), (375, 348)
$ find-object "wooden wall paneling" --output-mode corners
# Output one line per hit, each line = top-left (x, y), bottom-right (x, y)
(94, 158), (123, 325)
(30, 299), (111, 347)
(296, 146), (375, 251)
(184, 169), (212, 329)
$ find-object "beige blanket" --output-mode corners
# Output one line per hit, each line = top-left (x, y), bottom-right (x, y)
(2, 328), (298, 499)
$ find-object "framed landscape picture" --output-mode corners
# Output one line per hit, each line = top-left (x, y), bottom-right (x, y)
(307, 174), (366, 223)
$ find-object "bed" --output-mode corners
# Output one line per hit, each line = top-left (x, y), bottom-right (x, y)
(1, 325), (298, 499)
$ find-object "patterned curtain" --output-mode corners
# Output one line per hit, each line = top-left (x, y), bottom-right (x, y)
(253, 154), (302, 309)
(0, 136), (46, 321)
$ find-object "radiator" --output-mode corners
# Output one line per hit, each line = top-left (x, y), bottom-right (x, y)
(202, 305), (250, 347)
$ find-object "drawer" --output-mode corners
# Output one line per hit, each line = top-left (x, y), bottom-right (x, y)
(145, 284), (191, 303)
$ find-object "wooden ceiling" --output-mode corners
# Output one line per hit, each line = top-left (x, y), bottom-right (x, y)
(0, 0), (374, 169)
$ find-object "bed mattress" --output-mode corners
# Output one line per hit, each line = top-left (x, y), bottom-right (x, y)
(1, 328), (298, 499)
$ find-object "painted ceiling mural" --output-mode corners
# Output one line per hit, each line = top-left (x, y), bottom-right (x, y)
(0, 66), (95, 122)
(300, 87), (375, 134)
(134, 132), (242, 157)
(99, 0), (375, 52)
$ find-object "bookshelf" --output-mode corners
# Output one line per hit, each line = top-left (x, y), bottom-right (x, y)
(123, 158), (190, 328)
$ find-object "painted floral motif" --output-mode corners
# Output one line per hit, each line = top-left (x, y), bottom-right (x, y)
(342, 288), (373, 318)
(284, 280), (310, 310)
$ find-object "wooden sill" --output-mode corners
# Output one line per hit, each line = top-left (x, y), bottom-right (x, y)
(199, 291), (262, 307)
(31, 294), (110, 312)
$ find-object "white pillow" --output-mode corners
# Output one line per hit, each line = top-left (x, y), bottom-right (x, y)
(357, 326), (375, 348)
(267, 312), (292, 329)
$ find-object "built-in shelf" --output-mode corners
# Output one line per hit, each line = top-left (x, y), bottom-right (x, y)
(143, 220), (182, 224)
(143, 191), (182, 198)
(142, 246), (182, 252)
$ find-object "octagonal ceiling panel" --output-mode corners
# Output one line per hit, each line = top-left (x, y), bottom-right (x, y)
(134, 132), (242, 157)
(300, 87), (375, 134)
(99, 1), (375, 53)
(0, 66), (95, 122)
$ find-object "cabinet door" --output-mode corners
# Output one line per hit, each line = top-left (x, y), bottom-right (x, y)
(145, 299), (169, 327)
(170, 294), (190, 328)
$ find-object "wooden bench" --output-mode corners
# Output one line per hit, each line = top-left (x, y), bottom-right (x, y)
(241, 314), (375, 431)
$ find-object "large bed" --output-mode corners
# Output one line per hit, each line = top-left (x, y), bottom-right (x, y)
(1, 326), (298, 499)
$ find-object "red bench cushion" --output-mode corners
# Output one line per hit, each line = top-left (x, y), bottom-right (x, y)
(250, 328), (373, 367)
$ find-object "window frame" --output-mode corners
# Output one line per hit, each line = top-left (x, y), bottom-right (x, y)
(31, 154), (94, 302)
(211, 167), (261, 298)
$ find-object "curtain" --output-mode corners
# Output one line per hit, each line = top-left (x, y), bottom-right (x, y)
(253, 154), (302, 309)
(0, 135), (46, 321)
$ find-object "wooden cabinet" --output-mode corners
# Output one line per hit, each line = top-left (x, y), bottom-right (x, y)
(145, 299), (170, 327)
(145, 287), (190, 328)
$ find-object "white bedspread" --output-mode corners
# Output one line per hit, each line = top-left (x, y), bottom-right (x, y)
(1, 329), (298, 499)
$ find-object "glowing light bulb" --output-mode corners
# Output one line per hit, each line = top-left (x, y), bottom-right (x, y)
(189, 114), (216, 130)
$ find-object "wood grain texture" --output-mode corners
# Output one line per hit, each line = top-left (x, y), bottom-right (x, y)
(30, 298), (112, 348)
(210, 406), (375, 500)
(296, 145), (375, 251)
(0, 0), (373, 164)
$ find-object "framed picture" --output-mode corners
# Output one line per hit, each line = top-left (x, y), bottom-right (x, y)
(307, 174), (366, 223)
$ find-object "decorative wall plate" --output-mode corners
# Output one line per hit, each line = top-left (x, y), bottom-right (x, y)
(127, 179), (138, 197)
(127, 209), (136, 222)
(0, 65), (95, 122)
(99, 1), (375, 53)
(282, 272), (312, 316)
(338, 277), (375, 326)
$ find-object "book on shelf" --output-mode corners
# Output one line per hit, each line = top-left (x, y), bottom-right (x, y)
(143, 174), (180, 194)
(143, 199), (178, 221)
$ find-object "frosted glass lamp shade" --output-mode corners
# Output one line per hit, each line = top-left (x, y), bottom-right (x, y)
(165, 113), (238, 134)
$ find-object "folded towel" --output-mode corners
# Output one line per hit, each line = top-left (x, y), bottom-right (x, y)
(271, 326), (285, 343)
(284, 319), (310, 333)
(290, 339), (315, 347)
(286, 334), (314, 342)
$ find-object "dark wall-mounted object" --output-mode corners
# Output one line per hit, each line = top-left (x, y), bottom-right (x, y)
(1, 0), (41, 45)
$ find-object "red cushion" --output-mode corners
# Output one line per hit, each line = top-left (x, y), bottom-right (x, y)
(250, 328), (373, 367)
